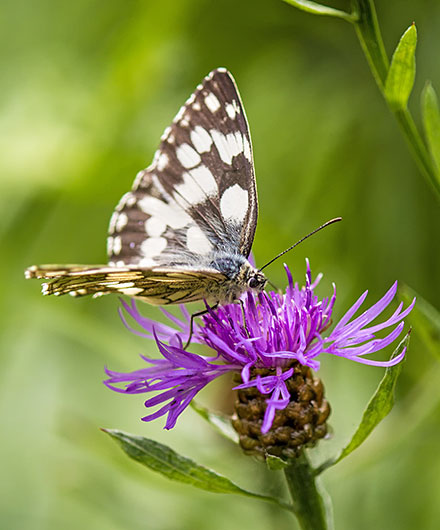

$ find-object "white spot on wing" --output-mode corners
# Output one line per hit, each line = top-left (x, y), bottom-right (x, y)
(161, 126), (172, 141)
(204, 92), (221, 113)
(138, 196), (192, 229)
(176, 143), (202, 168)
(107, 236), (114, 255)
(189, 165), (217, 195)
(243, 135), (252, 162)
(157, 153), (169, 170)
(175, 105), (185, 122)
(192, 102), (201, 111)
(225, 103), (236, 120)
(115, 212), (128, 232)
(141, 237), (167, 258)
(145, 216), (166, 237)
(133, 170), (145, 189)
(138, 258), (156, 267)
(210, 130), (244, 164)
(110, 282), (135, 289)
(190, 126), (213, 154)
(174, 165), (217, 205)
(220, 184), (249, 224)
(108, 212), (118, 233)
(112, 236), (122, 255)
(174, 174), (205, 205)
(186, 225), (213, 255)
(118, 192), (137, 209)
(225, 100), (240, 120)
(121, 287), (144, 296)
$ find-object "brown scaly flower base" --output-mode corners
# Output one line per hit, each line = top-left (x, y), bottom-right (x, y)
(231, 362), (330, 461)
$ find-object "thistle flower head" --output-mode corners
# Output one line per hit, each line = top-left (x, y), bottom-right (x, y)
(105, 260), (414, 446)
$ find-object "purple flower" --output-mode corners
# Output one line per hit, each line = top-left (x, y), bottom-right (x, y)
(104, 260), (414, 434)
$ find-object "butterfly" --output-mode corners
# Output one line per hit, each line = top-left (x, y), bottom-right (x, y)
(25, 68), (268, 306)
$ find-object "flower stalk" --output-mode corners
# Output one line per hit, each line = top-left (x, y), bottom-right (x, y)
(284, 450), (333, 530)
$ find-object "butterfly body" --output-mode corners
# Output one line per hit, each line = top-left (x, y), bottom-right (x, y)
(26, 68), (267, 305)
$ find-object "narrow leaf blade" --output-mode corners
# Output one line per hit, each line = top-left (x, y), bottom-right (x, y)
(102, 429), (293, 511)
(282, 0), (357, 22)
(385, 24), (417, 110)
(422, 82), (440, 171)
(317, 332), (410, 473)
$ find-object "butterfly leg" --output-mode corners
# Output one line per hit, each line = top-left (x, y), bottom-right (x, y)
(184, 303), (219, 350)
(236, 298), (250, 338)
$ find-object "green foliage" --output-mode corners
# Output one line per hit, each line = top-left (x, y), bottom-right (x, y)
(422, 82), (440, 171)
(266, 453), (289, 470)
(282, 0), (356, 21)
(385, 24), (418, 111)
(317, 332), (410, 473)
(285, 0), (440, 197)
(190, 401), (239, 444)
(103, 429), (292, 511)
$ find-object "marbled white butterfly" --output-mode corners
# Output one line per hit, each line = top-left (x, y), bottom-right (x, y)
(25, 68), (268, 305)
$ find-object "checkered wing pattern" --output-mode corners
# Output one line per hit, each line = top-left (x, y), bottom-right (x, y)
(108, 68), (257, 268)
(26, 68), (259, 304)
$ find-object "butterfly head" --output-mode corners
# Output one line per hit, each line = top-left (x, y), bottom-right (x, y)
(246, 268), (267, 292)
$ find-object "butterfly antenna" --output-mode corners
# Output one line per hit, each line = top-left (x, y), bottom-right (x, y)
(259, 217), (342, 272)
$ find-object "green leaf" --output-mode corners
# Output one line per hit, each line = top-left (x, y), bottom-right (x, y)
(316, 332), (410, 473)
(282, 0), (357, 23)
(103, 429), (293, 511)
(400, 285), (440, 359)
(266, 453), (289, 471)
(190, 401), (239, 444)
(422, 82), (440, 171)
(385, 24), (417, 110)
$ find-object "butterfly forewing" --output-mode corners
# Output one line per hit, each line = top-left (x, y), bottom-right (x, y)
(108, 68), (257, 269)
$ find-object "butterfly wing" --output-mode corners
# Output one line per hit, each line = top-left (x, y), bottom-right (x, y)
(108, 68), (257, 269)
(26, 68), (258, 304)
(25, 265), (226, 305)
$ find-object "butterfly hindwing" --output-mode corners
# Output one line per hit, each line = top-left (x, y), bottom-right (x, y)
(108, 68), (257, 269)
(26, 265), (226, 305)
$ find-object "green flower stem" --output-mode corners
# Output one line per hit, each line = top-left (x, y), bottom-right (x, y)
(351, 0), (389, 89)
(350, 0), (440, 197)
(283, 451), (333, 530)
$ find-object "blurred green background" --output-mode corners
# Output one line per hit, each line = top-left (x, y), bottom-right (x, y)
(2, 1), (440, 528)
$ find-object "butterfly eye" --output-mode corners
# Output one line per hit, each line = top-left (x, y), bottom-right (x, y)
(248, 277), (260, 289)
